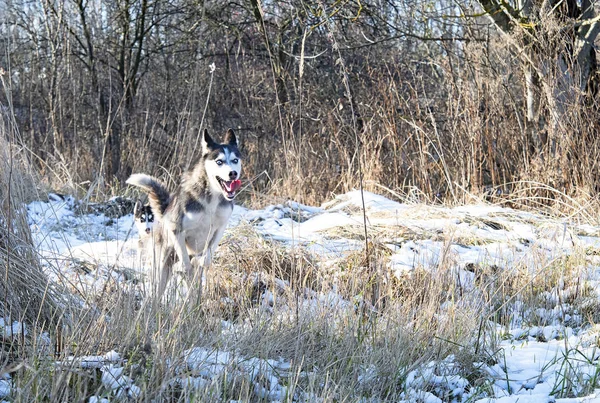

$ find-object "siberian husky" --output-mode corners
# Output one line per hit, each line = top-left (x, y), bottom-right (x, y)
(127, 128), (242, 298)
(133, 200), (156, 266)
(133, 200), (155, 236)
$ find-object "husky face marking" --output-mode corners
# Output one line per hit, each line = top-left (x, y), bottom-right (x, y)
(134, 200), (155, 235)
(203, 129), (242, 201)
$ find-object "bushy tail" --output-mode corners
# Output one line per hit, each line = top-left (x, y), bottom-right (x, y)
(126, 174), (171, 219)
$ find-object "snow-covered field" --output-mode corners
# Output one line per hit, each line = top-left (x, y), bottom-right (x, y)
(6, 190), (600, 401)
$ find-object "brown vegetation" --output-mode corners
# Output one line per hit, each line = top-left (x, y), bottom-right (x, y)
(1, 0), (599, 205)
(0, 115), (61, 350)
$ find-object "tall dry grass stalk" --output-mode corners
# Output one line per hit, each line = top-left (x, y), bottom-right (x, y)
(0, 113), (62, 341)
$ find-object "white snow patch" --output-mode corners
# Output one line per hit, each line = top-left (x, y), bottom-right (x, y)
(0, 318), (27, 339)
(100, 365), (140, 399)
(58, 350), (121, 369)
(181, 347), (290, 401)
(0, 381), (10, 399)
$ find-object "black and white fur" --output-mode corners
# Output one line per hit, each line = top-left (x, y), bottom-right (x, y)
(133, 200), (156, 265)
(127, 128), (242, 298)
(133, 200), (155, 236)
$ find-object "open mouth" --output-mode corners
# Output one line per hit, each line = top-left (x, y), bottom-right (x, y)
(217, 177), (242, 200)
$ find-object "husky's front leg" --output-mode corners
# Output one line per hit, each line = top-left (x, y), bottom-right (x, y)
(169, 230), (191, 274)
(190, 225), (225, 271)
(155, 251), (173, 299)
(205, 224), (228, 266)
(149, 242), (174, 300)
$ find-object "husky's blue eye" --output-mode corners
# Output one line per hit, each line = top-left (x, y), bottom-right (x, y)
(216, 160), (223, 166)
(232, 159), (239, 164)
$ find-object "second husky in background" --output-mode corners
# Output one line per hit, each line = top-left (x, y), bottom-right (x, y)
(127, 128), (243, 298)
(133, 200), (156, 265)
(133, 200), (155, 236)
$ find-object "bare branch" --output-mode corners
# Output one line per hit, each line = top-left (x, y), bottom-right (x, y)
(477, 0), (517, 33)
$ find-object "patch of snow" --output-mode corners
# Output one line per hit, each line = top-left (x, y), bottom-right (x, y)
(0, 318), (27, 339)
(59, 350), (121, 369)
(479, 338), (600, 402)
(324, 190), (409, 213)
(0, 381), (10, 399)
(181, 347), (290, 401)
(100, 365), (140, 399)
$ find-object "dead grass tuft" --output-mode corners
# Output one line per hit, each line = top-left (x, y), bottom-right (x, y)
(0, 117), (62, 336)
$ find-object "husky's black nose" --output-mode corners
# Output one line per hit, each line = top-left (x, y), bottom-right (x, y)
(145, 228), (151, 234)
(229, 171), (238, 180)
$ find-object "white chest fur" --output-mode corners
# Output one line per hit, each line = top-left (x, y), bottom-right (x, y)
(181, 198), (233, 255)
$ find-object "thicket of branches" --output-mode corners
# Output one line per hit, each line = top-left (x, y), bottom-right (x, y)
(2, 0), (600, 204)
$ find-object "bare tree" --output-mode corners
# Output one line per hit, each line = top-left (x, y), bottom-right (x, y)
(3, 0), (600, 201)
(477, 0), (600, 153)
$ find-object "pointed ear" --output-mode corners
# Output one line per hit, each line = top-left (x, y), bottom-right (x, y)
(224, 128), (237, 146)
(202, 129), (216, 154)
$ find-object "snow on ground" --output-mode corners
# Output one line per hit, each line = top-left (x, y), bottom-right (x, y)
(21, 190), (600, 401)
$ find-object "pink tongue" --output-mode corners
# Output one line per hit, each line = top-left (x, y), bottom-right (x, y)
(225, 179), (242, 192)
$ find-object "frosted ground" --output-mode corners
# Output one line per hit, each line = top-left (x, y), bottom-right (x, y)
(5, 190), (600, 401)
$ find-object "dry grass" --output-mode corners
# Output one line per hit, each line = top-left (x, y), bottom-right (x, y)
(0, 205), (482, 401)
(3, 182), (600, 401)
(3, 132), (599, 400)
(0, 116), (62, 342)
